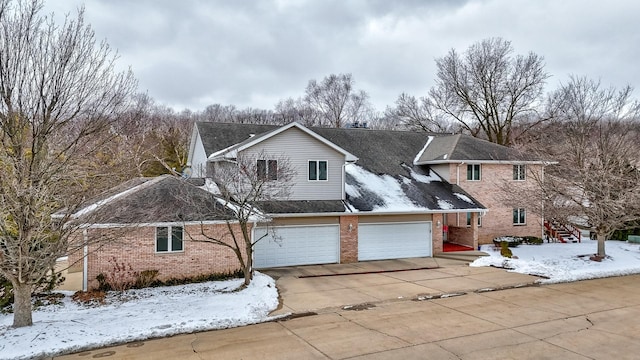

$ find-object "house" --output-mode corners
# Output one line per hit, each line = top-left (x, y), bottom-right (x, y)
(70, 122), (549, 290)
(413, 134), (551, 244)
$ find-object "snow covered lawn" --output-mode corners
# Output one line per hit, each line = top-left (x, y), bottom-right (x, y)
(0, 272), (279, 360)
(471, 239), (640, 283)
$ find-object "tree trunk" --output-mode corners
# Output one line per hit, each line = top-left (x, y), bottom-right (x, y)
(597, 233), (606, 258)
(12, 282), (33, 328)
(243, 246), (254, 286)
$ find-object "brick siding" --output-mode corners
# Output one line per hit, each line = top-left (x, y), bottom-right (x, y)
(339, 215), (358, 263)
(83, 223), (244, 290)
(450, 163), (544, 244)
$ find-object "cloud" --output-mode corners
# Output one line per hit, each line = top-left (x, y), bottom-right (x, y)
(44, 0), (640, 112)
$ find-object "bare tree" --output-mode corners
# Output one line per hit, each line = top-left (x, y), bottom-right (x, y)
(184, 152), (295, 286)
(0, 0), (136, 327)
(384, 92), (458, 132)
(428, 38), (550, 145)
(530, 76), (640, 257)
(304, 73), (374, 128)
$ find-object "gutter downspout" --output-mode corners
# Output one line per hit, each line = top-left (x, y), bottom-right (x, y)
(82, 229), (88, 292)
(456, 162), (465, 227)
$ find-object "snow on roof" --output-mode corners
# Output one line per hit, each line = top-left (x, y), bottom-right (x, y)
(345, 163), (425, 212)
(454, 193), (474, 204)
(437, 198), (455, 210)
(413, 136), (434, 165)
(408, 165), (441, 183)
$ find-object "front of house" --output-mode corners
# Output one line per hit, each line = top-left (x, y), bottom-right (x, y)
(70, 122), (548, 290)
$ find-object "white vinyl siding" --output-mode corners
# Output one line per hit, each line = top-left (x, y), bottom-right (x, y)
(188, 128), (208, 178)
(243, 127), (345, 200)
(253, 225), (340, 268)
(358, 222), (432, 260)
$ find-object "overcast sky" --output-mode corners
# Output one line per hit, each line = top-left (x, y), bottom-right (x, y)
(44, 0), (640, 113)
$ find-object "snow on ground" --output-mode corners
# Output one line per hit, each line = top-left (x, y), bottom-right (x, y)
(471, 239), (640, 284)
(0, 272), (279, 360)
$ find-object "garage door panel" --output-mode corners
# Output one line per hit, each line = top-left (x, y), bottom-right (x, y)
(358, 222), (431, 261)
(254, 225), (339, 268)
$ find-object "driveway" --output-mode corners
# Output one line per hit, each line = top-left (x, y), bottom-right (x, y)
(55, 273), (640, 359)
(262, 256), (539, 315)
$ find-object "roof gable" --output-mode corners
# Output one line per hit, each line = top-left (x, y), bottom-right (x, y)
(206, 122), (358, 162)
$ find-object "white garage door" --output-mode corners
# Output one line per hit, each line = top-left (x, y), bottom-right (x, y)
(254, 225), (340, 268)
(358, 222), (432, 261)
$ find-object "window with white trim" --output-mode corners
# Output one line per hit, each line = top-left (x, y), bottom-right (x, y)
(513, 208), (526, 225)
(467, 164), (481, 181)
(156, 226), (183, 253)
(257, 159), (278, 181)
(308, 160), (328, 181)
(513, 164), (526, 181)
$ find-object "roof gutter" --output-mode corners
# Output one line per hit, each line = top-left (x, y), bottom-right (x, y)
(268, 209), (488, 218)
(416, 160), (558, 165)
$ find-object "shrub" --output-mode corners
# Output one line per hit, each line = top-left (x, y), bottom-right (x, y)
(72, 290), (106, 305)
(102, 257), (138, 292)
(522, 236), (543, 245)
(500, 241), (513, 258)
(493, 236), (522, 247)
(134, 270), (160, 288)
(150, 269), (244, 288)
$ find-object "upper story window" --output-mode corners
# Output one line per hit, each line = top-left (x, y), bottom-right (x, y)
(257, 160), (278, 181)
(467, 164), (481, 181)
(513, 164), (526, 181)
(309, 160), (328, 181)
(156, 226), (183, 253)
(513, 208), (526, 225)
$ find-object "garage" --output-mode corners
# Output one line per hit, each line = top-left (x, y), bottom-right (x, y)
(253, 225), (340, 268)
(358, 222), (432, 261)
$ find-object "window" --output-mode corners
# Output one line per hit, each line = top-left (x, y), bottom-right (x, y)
(467, 164), (481, 181)
(257, 160), (278, 181)
(466, 212), (482, 227)
(156, 226), (183, 253)
(513, 164), (526, 181)
(513, 208), (526, 225)
(308, 160), (328, 181)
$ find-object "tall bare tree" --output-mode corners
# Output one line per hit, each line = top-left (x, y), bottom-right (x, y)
(383, 92), (458, 132)
(426, 37), (549, 145)
(184, 152), (295, 286)
(531, 76), (640, 257)
(0, 0), (136, 327)
(304, 73), (373, 128)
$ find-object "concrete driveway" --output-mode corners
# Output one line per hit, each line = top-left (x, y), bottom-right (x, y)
(55, 272), (640, 359)
(262, 256), (539, 315)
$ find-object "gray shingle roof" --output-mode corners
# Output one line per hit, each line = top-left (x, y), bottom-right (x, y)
(196, 122), (278, 157)
(194, 122), (487, 213)
(255, 200), (346, 214)
(416, 134), (543, 163)
(77, 175), (235, 224)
